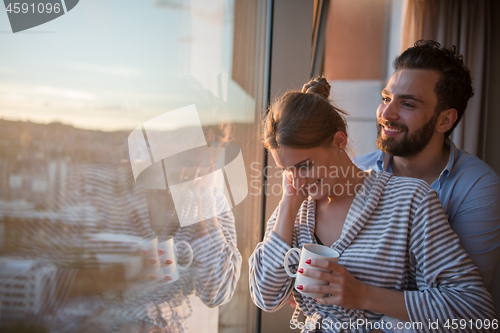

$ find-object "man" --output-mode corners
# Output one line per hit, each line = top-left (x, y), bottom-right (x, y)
(355, 40), (500, 290)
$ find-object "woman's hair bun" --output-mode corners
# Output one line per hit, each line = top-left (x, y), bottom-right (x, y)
(301, 77), (331, 100)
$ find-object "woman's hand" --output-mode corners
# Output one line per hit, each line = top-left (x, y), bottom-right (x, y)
(138, 248), (173, 283)
(287, 294), (297, 308)
(297, 258), (368, 309)
(281, 170), (308, 208)
(272, 172), (308, 246)
(298, 258), (410, 322)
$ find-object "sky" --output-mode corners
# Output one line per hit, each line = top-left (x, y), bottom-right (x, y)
(0, 0), (255, 131)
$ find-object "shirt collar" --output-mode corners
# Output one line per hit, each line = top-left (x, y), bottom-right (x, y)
(375, 138), (456, 190)
(375, 150), (392, 172)
(433, 138), (456, 190)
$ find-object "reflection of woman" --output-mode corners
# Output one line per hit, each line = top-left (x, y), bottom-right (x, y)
(249, 78), (496, 332)
(73, 123), (242, 333)
(0, 123), (241, 333)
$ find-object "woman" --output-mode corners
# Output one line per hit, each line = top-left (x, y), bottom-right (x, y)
(249, 77), (496, 333)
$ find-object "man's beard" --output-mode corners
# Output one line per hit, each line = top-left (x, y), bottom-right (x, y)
(376, 113), (438, 157)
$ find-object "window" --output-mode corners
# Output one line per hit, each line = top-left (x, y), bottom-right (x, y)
(323, 0), (406, 157)
(0, 1), (268, 332)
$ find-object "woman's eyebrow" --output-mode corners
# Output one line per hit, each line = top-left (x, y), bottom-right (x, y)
(282, 159), (310, 170)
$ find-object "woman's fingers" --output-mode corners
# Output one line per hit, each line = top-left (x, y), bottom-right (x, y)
(138, 274), (157, 282)
(297, 262), (368, 309)
(297, 283), (332, 294)
(283, 172), (307, 195)
(298, 267), (333, 282)
(137, 274), (172, 282)
(142, 257), (158, 267)
(299, 265), (352, 288)
(305, 258), (342, 271)
(286, 294), (297, 308)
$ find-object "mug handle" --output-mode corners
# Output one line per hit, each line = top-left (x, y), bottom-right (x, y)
(175, 241), (193, 270)
(284, 248), (301, 277)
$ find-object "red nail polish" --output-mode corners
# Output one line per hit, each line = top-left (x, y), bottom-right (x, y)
(296, 285), (303, 290)
(305, 259), (311, 264)
(313, 298), (317, 302)
(166, 260), (173, 265)
(165, 276), (172, 281)
(158, 250), (165, 255)
(149, 259), (157, 265)
(298, 268), (304, 274)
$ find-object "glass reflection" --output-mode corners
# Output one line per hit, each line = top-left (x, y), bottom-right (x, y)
(0, 108), (243, 332)
(0, 0), (265, 331)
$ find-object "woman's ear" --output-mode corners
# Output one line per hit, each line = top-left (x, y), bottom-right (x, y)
(436, 108), (458, 134)
(331, 131), (347, 150)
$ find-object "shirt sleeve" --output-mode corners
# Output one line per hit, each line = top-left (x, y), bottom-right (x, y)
(186, 190), (242, 308)
(446, 170), (500, 288)
(404, 190), (497, 333)
(249, 205), (298, 312)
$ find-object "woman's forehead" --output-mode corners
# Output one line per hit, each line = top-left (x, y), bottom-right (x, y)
(271, 146), (321, 168)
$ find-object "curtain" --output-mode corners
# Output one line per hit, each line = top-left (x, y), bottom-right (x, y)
(401, 0), (491, 158)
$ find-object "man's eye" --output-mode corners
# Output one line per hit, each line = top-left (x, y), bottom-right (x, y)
(402, 102), (415, 107)
(381, 97), (390, 103)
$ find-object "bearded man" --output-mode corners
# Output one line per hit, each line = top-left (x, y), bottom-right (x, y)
(355, 40), (500, 292)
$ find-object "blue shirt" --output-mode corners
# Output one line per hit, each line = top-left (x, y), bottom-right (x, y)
(354, 139), (500, 288)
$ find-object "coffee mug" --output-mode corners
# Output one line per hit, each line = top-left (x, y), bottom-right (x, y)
(157, 236), (193, 284)
(137, 236), (161, 276)
(284, 244), (340, 298)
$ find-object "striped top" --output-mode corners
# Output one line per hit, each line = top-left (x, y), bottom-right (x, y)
(249, 170), (497, 333)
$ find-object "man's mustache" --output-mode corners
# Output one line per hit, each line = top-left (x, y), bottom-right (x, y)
(377, 121), (409, 132)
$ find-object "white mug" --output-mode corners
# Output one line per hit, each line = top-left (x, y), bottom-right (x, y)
(284, 244), (340, 299)
(157, 236), (193, 284)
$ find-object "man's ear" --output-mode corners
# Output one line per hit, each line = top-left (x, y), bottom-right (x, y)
(436, 109), (458, 134)
(331, 131), (348, 150)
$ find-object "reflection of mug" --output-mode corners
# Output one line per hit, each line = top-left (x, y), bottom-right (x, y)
(137, 236), (161, 276)
(284, 244), (339, 299)
(158, 236), (193, 284)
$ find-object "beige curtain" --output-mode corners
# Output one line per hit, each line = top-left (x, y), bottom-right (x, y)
(401, 0), (491, 158)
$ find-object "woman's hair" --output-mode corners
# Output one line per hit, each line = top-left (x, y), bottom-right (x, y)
(263, 77), (348, 150)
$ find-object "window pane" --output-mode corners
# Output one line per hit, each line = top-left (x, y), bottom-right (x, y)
(324, 0), (404, 157)
(0, 1), (267, 332)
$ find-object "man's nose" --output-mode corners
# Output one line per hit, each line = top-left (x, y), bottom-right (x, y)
(379, 102), (399, 121)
